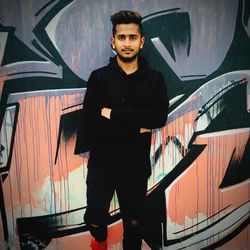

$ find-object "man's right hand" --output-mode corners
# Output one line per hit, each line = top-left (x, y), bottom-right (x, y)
(140, 128), (151, 133)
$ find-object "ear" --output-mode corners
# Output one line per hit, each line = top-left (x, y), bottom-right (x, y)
(140, 36), (145, 49)
(110, 37), (115, 49)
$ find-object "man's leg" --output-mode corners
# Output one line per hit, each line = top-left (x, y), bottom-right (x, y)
(116, 175), (148, 250)
(84, 167), (114, 248)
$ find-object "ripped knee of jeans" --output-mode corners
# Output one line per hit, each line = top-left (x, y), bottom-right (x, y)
(124, 218), (141, 233)
(84, 211), (108, 242)
(130, 219), (139, 227)
(87, 222), (108, 242)
(123, 218), (142, 245)
(90, 224), (99, 228)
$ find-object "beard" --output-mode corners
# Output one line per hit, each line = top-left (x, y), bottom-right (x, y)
(116, 50), (139, 63)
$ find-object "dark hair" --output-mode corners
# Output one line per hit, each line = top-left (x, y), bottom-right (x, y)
(110, 10), (143, 36)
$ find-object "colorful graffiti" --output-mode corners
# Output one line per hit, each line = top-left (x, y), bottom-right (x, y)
(0, 0), (249, 249)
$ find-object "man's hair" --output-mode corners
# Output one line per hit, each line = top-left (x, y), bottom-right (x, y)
(110, 10), (143, 36)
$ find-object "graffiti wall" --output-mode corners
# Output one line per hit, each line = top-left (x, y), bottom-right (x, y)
(0, 0), (249, 249)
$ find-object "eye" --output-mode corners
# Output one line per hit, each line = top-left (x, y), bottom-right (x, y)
(117, 35), (125, 40)
(130, 35), (138, 40)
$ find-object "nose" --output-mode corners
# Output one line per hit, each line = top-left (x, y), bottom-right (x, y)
(124, 37), (131, 47)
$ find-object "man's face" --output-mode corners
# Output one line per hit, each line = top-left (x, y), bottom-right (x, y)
(111, 23), (145, 63)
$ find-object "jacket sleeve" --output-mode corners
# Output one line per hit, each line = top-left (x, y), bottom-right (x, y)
(111, 73), (169, 129)
(83, 71), (140, 137)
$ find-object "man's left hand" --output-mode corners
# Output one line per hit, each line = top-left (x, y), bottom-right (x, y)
(101, 107), (112, 119)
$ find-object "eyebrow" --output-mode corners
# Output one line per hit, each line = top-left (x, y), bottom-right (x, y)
(117, 34), (138, 37)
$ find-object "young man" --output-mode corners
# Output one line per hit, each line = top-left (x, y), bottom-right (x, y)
(83, 10), (169, 250)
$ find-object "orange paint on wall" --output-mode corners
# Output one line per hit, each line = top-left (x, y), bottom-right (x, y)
(167, 131), (250, 226)
(2, 92), (86, 224)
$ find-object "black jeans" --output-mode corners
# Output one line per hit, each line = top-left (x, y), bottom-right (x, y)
(84, 166), (148, 250)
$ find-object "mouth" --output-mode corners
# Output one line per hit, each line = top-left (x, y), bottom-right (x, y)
(122, 49), (133, 54)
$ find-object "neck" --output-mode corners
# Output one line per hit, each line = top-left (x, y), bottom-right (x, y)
(116, 56), (139, 75)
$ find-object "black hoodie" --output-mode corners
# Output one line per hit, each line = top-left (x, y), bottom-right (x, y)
(83, 56), (169, 177)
